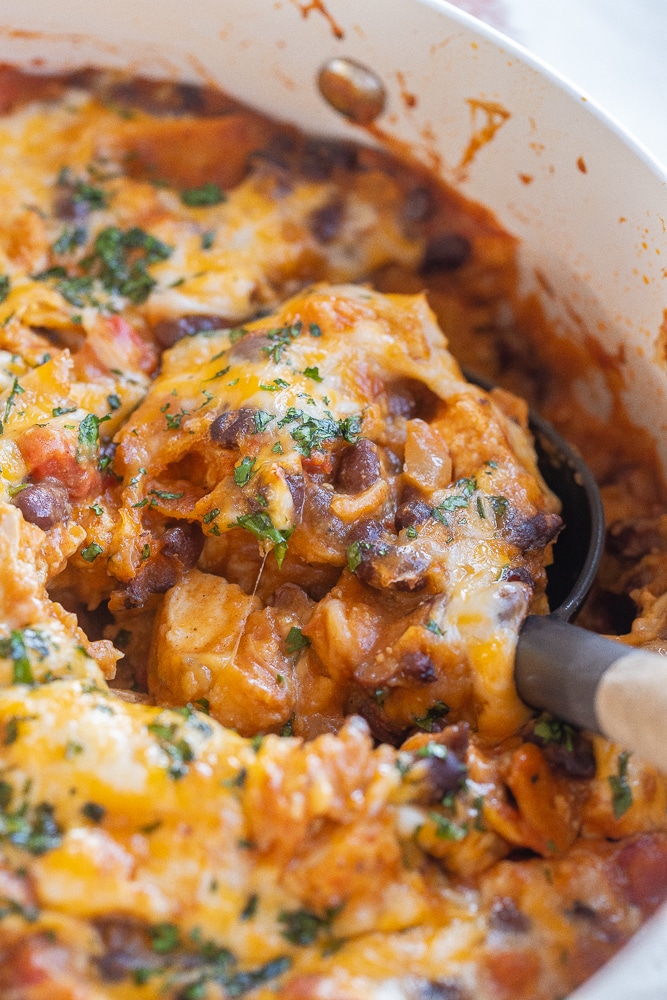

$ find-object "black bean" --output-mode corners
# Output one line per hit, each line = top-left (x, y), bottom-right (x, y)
(402, 185), (435, 225)
(12, 481), (71, 530)
(177, 82), (206, 113)
(337, 439), (380, 494)
(415, 980), (468, 1000)
(387, 379), (440, 421)
(308, 200), (345, 243)
(124, 557), (178, 608)
(160, 523), (204, 569)
(348, 517), (384, 546)
(395, 499), (433, 532)
(99, 441), (117, 476)
(386, 383), (417, 418)
(209, 408), (257, 448)
(528, 729), (596, 780)
(53, 191), (90, 221)
(228, 330), (270, 363)
(489, 897), (531, 934)
(502, 565), (534, 587)
(153, 313), (231, 350)
(300, 139), (358, 179)
(285, 474), (305, 518)
(568, 900), (598, 922)
(421, 233), (472, 273)
(399, 650), (437, 683)
(94, 919), (161, 982)
(352, 697), (408, 747)
(353, 536), (430, 592)
(420, 752), (467, 800)
(608, 517), (665, 560)
(504, 510), (563, 552)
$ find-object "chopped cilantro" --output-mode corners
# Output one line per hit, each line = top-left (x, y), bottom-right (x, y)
(147, 715), (196, 779)
(181, 183), (225, 207)
(533, 716), (575, 752)
(0, 275), (9, 303)
(489, 495), (509, 520)
(277, 407), (361, 457)
(65, 740), (84, 759)
(0, 630), (34, 684)
(309, 323), (322, 337)
(81, 542), (103, 562)
(285, 626), (311, 655)
(164, 407), (188, 430)
(416, 742), (449, 760)
(150, 489), (184, 501)
(71, 179), (108, 211)
(3, 376), (24, 427)
(425, 619), (443, 636)
(76, 413), (102, 462)
(106, 393), (121, 411)
(74, 225), (172, 304)
(225, 956), (291, 996)
(253, 410), (275, 433)
(262, 322), (303, 364)
(241, 893), (259, 921)
(429, 811), (467, 841)
(201, 229), (216, 250)
(346, 541), (362, 573)
(235, 512), (292, 568)
(55, 275), (96, 308)
(0, 787), (63, 856)
(205, 365), (231, 381)
(303, 366), (323, 382)
(434, 495), (468, 516)
(413, 701), (450, 733)
(339, 414), (363, 443)
(278, 907), (339, 947)
(149, 922), (180, 954)
(280, 715), (295, 737)
(233, 456), (256, 487)
(203, 508), (220, 524)
(609, 750), (633, 818)
(52, 226), (87, 254)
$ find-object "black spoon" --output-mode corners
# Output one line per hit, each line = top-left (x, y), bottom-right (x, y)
(470, 372), (667, 773)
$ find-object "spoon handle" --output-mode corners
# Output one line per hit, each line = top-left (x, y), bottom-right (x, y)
(515, 614), (667, 773)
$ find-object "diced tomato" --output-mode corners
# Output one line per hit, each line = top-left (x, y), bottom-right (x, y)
(19, 425), (101, 501)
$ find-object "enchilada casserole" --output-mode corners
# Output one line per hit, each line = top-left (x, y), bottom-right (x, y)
(0, 68), (666, 1000)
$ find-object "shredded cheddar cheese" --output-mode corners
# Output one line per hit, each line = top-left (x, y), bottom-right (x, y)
(0, 67), (665, 1000)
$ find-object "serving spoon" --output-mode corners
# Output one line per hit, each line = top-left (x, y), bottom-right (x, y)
(486, 375), (667, 774)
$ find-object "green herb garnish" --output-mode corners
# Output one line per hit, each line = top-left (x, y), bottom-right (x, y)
(181, 183), (225, 207)
(235, 512), (292, 568)
(609, 750), (633, 818)
(285, 627), (311, 655)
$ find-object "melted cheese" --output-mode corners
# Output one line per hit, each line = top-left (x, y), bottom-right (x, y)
(0, 71), (665, 1000)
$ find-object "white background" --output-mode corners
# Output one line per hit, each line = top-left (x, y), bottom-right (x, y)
(450, 0), (667, 169)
